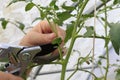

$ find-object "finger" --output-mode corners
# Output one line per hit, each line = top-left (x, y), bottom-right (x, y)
(40, 21), (53, 33)
(8, 74), (23, 80)
(57, 27), (66, 41)
(20, 31), (56, 46)
(0, 72), (6, 80)
(0, 72), (23, 80)
(33, 20), (53, 33)
(30, 31), (56, 45)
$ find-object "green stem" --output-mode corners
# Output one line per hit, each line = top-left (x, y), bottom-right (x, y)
(35, 4), (58, 36)
(61, 0), (89, 80)
(61, 37), (76, 80)
(67, 68), (78, 80)
(46, 17), (58, 36)
(104, 0), (109, 80)
(79, 69), (98, 79)
(67, 57), (80, 80)
(8, 20), (26, 34)
(50, 61), (62, 64)
(76, 35), (110, 40)
(35, 2), (64, 62)
(58, 46), (64, 60)
(35, 4), (64, 60)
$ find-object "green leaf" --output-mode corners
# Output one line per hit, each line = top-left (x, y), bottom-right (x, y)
(0, 18), (8, 29)
(39, 7), (46, 20)
(115, 69), (120, 80)
(49, 0), (57, 6)
(57, 11), (72, 21)
(7, 0), (19, 7)
(57, 11), (72, 25)
(7, 0), (26, 7)
(52, 37), (62, 45)
(109, 23), (120, 55)
(1, 20), (8, 29)
(62, 4), (75, 11)
(16, 21), (25, 30)
(82, 14), (94, 19)
(49, 0), (59, 10)
(99, 56), (107, 59)
(98, 61), (102, 65)
(54, 5), (59, 10)
(32, 17), (41, 23)
(113, 0), (120, 5)
(72, 0), (78, 2)
(100, 0), (105, 3)
(40, 11), (45, 20)
(84, 27), (94, 37)
(25, 2), (35, 11)
(64, 24), (74, 43)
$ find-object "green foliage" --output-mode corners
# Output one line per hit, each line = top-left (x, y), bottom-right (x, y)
(0, 18), (8, 29)
(72, 0), (78, 2)
(115, 69), (120, 80)
(56, 11), (73, 25)
(52, 37), (62, 45)
(64, 24), (74, 43)
(109, 23), (120, 55)
(0, 18), (25, 32)
(98, 60), (102, 65)
(25, 2), (35, 11)
(16, 21), (25, 30)
(100, 0), (106, 3)
(99, 56), (107, 59)
(84, 26), (94, 37)
(7, 0), (25, 7)
(113, 0), (120, 5)
(62, 3), (75, 11)
(1, 0), (120, 80)
(49, 0), (58, 10)
(49, 0), (57, 6)
(7, 0), (32, 7)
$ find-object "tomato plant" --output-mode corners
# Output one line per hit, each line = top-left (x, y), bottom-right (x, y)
(1, 0), (120, 80)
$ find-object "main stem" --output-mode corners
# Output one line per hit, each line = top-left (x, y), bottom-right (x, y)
(61, 37), (76, 80)
(61, 0), (89, 80)
(104, 0), (109, 80)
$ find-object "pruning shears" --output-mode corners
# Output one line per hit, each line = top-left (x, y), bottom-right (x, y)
(0, 43), (59, 77)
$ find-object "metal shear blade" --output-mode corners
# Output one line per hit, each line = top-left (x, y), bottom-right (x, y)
(0, 44), (23, 61)
(0, 43), (59, 77)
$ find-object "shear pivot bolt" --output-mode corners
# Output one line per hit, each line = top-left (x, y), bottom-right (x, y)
(22, 53), (31, 60)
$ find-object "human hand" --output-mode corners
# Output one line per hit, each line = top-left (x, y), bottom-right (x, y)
(0, 71), (23, 80)
(19, 20), (66, 47)
(19, 21), (66, 78)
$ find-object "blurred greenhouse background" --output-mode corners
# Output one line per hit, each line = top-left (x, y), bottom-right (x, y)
(0, 0), (120, 80)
